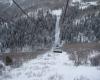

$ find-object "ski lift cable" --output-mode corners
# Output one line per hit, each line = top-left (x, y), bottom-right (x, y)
(12, 0), (33, 22)
(61, 0), (70, 24)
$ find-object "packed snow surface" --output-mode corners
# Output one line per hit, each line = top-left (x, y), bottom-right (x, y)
(51, 9), (62, 46)
(0, 51), (100, 80)
(52, 9), (62, 16)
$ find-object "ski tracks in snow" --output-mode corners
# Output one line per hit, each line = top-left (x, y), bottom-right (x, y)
(1, 51), (100, 80)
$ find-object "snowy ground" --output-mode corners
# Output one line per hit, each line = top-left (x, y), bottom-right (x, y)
(0, 51), (100, 80)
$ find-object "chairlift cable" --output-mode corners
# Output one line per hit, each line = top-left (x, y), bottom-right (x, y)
(61, 0), (70, 24)
(12, 0), (31, 20)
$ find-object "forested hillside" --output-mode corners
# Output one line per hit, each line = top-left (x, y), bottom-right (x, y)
(61, 0), (100, 43)
(0, 0), (100, 52)
(0, 9), (56, 52)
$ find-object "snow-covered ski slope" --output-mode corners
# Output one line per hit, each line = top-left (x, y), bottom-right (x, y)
(0, 51), (100, 80)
